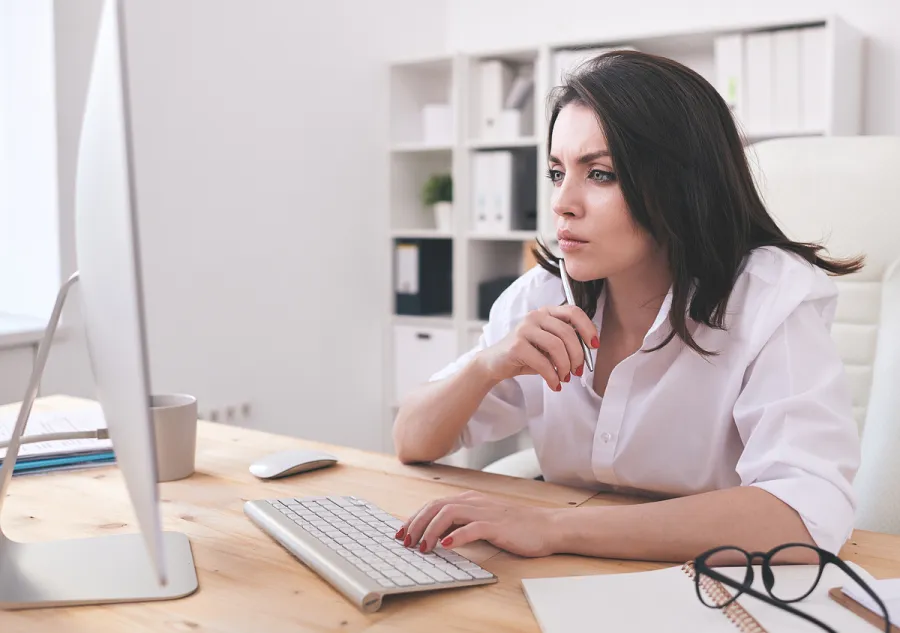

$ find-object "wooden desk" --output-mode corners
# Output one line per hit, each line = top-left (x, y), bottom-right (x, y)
(3, 396), (900, 633)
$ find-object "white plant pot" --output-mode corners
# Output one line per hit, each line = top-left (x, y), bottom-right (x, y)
(433, 201), (453, 232)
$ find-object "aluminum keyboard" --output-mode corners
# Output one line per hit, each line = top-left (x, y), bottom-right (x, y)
(244, 495), (497, 612)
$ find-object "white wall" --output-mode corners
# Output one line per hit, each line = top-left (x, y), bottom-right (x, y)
(446, 0), (900, 135)
(35, 0), (448, 451)
(24, 0), (897, 455)
(0, 0), (61, 318)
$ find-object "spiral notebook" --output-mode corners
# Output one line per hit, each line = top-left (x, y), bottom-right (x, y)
(522, 561), (883, 632)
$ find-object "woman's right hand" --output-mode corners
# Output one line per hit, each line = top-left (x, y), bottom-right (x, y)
(475, 305), (599, 391)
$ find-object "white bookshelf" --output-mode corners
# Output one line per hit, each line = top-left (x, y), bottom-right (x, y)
(382, 14), (864, 462)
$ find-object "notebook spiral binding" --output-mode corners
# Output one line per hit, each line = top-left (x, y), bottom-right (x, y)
(682, 561), (767, 633)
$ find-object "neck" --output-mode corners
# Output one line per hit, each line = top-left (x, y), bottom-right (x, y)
(603, 252), (672, 339)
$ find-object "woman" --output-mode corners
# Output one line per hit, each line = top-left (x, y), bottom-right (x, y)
(392, 50), (863, 563)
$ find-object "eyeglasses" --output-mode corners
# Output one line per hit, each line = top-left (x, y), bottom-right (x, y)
(693, 542), (890, 633)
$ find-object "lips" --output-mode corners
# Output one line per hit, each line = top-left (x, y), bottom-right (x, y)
(557, 230), (588, 252)
(557, 229), (586, 243)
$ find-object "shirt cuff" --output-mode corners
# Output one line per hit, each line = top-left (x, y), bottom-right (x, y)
(750, 468), (855, 555)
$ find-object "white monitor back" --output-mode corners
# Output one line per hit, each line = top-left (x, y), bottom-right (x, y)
(74, 0), (166, 583)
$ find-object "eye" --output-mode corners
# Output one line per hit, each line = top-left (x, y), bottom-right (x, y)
(588, 168), (616, 183)
(545, 168), (564, 185)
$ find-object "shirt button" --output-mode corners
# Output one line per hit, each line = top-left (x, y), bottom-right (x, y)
(600, 432), (612, 443)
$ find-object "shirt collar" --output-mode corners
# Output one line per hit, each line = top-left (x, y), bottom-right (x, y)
(593, 283), (678, 350)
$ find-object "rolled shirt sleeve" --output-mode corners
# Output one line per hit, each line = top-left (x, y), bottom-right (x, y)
(733, 296), (861, 554)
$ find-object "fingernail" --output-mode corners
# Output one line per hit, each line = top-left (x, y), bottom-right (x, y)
(563, 373), (570, 382)
(404, 534), (411, 547)
(395, 527), (405, 540)
(553, 383), (561, 392)
(441, 537), (453, 548)
(419, 540), (428, 553)
(591, 336), (599, 348)
(574, 365), (583, 377)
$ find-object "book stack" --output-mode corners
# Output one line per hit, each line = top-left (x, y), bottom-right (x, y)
(0, 404), (116, 476)
(476, 59), (535, 141)
(714, 26), (827, 138)
(470, 149), (537, 234)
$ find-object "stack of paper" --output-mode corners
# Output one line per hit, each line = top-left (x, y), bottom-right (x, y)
(842, 577), (900, 628)
(0, 404), (115, 476)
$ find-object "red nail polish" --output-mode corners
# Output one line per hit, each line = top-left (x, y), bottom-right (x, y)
(591, 336), (599, 348)
(395, 527), (405, 540)
(419, 540), (428, 553)
(554, 383), (561, 392)
(441, 536), (453, 548)
(563, 373), (570, 382)
(404, 534), (411, 547)
(574, 365), (583, 377)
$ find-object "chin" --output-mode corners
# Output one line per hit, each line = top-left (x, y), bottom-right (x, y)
(560, 255), (604, 283)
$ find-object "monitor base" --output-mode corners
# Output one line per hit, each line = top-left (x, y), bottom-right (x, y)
(0, 531), (198, 609)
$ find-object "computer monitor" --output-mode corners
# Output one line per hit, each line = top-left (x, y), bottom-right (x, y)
(0, 0), (198, 609)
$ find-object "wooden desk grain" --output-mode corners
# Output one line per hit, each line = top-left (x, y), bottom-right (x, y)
(3, 396), (900, 633)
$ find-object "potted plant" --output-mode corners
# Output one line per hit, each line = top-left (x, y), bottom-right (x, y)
(422, 173), (453, 232)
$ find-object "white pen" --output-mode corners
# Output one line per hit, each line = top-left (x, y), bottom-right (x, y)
(558, 259), (594, 373)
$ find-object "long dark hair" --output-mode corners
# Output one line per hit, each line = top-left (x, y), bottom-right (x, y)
(534, 50), (864, 356)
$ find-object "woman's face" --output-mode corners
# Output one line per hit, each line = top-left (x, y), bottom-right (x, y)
(549, 103), (659, 283)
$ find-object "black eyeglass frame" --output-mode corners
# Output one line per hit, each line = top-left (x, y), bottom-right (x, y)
(693, 542), (890, 633)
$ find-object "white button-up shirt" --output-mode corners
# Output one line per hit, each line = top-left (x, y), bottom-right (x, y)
(431, 246), (861, 553)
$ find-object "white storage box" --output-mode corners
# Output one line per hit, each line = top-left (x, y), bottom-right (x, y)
(393, 325), (457, 405)
(421, 104), (453, 144)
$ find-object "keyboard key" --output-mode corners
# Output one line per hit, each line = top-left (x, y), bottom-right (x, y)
(407, 570), (435, 584)
(446, 568), (473, 581)
(469, 569), (494, 579)
(394, 576), (415, 587)
(423, 568), (454, 583)
(377, 578), (396, 588)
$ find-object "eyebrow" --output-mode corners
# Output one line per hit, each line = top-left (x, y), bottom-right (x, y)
(548, 150), (611, 165)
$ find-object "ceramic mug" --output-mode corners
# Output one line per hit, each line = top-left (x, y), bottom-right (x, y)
(151, 394), (198, 482)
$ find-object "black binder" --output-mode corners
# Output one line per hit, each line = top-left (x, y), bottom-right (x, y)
(394, 238), (452, 316)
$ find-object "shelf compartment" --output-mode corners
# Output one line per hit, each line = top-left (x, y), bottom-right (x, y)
(390, 150), (453, 231)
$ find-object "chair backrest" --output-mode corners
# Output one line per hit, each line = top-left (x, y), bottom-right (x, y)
(747, 136), (900, 533)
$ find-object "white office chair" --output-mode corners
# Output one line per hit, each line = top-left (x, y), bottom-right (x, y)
(748, 136), (900, 534)
(484, 137), (900, 535)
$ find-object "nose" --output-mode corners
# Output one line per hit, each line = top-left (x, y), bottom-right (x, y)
(551, 178), (584, 219)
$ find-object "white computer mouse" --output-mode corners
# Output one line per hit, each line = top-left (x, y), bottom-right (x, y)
(249, 449), (338, 480)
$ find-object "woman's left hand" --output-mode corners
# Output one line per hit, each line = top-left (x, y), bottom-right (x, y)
(395, 491), (560, 558)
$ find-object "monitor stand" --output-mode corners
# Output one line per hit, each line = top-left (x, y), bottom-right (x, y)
(0, 273), (199, 609)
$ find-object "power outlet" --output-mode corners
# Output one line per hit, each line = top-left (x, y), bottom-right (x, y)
(200, 401), (253, 425)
